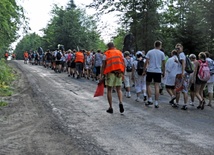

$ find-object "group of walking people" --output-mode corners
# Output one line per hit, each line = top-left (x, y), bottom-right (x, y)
(22, 41), (214, 114)
(99, 41), (213, 113)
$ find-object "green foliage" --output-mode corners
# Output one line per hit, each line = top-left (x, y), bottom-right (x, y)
(112, 29), (126, 51)
(89, 0), (214, 54)
(0, 59), (15, 96)
(42, 4), (103, 51)
(0, 101), (8, 107)
(0, 0), (25, 57)
(14, 33), (43, 60)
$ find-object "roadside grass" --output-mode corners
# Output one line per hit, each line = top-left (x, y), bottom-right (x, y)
(0, 101), (8, 107)
(0, 59), (16, 97)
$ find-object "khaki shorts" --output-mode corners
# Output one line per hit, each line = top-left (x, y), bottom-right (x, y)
(105, 73), (123, 87)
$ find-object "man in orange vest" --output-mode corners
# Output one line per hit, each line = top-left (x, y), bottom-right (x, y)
(74, 50), (84, 79)
(4, 51), (9, 60)
(101, 42), (125, 114)
(23, 51), (28, 64)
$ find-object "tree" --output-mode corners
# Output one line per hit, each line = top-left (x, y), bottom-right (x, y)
(42, 3), (103, 51)
(14, 33), (42, 59)
(0, 0), (25, 57)
(89, 0), (162, 52)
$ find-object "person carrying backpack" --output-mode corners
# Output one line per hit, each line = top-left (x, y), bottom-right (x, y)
(205, 51), (214, 107)
(55, 49), (62, 73)
(124, 51), (134, 98)
(191, 52), (210, 110)
(45, 49), (52, 68)
(132, 51), (147, 102)
(174, 44), (191, 110)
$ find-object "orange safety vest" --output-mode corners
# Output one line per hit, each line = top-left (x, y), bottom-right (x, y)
(24, 52), (28, 58)
(75, 52), (84, 63)
(103, 48), (125, 75)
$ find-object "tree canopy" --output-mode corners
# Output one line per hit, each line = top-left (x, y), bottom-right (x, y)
(0, 0), (25, 57)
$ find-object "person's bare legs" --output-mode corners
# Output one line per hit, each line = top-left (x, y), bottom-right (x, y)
(154, 82), (160, 101)
(146, 82), (152, 100)
(107, 86), (113, 109)
(116, 86), (123, 103)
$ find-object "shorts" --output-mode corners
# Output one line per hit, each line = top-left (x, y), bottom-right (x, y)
(95, 66), (101, 76)
(146, 72), (162, 83)
(175, 73), (190, 93)
(56, 61), (61, 65)
(105, 73), (123, 87)
(124, 72), (132, 87)
(195, 76), (207, 85)
(165, 85), (175, 89)
(70, 62), (75, 68)
(75, 62), (83, 72)
(190, 83), (195, 92)
(207, 82), (214, 93)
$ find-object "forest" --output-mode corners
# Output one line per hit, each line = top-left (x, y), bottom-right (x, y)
(0, 0), (214, 59)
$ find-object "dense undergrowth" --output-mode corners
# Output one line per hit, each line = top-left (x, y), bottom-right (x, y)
(0, 59), (15, 99)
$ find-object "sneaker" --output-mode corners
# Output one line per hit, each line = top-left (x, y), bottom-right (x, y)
(169, 97), (176, 105)
(144, 96), (147, 101)
(155, 105), (159, 108)
(145, 101), (153, 106)
(119, 103), (124, 113)
(189, 102), (194, 106)
(135, 98), (140, 102)
(181, 105), (188, 110)
(106, 108), (113, 114)
(171, 103), (178, 108)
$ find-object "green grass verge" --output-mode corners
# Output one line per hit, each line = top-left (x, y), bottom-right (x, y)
(0, 101), (8, 107)
(0, 59), (16, 96)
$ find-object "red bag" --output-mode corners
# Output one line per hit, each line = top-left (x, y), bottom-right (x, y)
(94, 81), (104, 97)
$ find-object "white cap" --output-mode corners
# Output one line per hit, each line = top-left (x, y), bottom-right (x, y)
(136, 51), (143, 56)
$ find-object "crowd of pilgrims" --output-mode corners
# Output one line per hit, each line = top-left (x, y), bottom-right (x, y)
(23, 46), (214, 110)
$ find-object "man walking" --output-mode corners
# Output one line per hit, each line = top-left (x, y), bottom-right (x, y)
(143, 41), (165, 108)
(101, 42), (125, 114)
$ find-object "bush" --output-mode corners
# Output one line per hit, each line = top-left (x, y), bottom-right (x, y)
(0, 59), (15, 96)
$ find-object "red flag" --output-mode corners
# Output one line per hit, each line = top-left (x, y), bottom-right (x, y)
(94, 81), (104, 97)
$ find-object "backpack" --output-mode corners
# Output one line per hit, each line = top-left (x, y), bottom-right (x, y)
(67, 54), (72, 62)
(197, 60), (210, 81)
(185, 56), (194, 73)
(56, 52), (61, 60)
(177, 55), (194, 74)
(126, 58), (132, 72)
(137, 60), (144, 75)
(207, 58), (214, 75)
(46, 53), (52, 60)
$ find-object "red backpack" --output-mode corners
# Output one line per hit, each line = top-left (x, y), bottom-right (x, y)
(67, 53), (72, 61)
(198, 60), (210, 81)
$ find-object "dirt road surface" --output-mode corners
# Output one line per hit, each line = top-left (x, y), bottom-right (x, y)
(0, 60), (214, 155)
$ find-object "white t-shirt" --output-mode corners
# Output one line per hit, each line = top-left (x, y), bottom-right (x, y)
(206, 57), (214, 83)
(177, 52), (186, 74)
(145, 49), (165, 73)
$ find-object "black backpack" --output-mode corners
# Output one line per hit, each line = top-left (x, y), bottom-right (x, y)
(56, 52), (61, 60)
(46, 53), (52, 60)
(137, 60), (144, 75)
(126, 58), (132, 72)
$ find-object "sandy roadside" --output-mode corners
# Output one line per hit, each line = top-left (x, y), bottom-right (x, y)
(0, 62), (80, 155)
